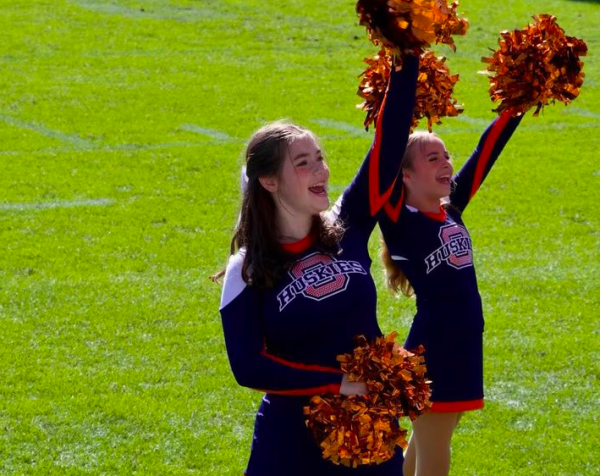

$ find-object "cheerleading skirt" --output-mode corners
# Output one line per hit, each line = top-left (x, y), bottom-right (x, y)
(244, 394), (405, 476)
(404, 316), (485, 413)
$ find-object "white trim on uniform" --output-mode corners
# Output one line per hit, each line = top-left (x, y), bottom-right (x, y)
(327, 194), (344, 222)
(219, 249), (248, 310)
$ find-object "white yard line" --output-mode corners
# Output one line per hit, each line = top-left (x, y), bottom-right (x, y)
(0, 198), (114, 211)
(0, 114), (96, 148)
(179, 124), (232, 141)
(310, 118), (366, 136)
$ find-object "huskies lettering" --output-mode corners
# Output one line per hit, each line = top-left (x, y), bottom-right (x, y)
(277, 253), (367, 311)
(425, 224), (473, 274)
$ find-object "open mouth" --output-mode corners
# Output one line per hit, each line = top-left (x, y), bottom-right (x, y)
(436, 175), (451, 185)
(308, 182), (328, 197)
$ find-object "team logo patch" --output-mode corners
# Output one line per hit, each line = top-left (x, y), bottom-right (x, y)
(424, 223), (473, 274)
(277, 252), (367, 311)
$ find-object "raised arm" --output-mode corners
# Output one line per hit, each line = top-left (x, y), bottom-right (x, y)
(450, 111), (523, 212)
(219, 251), (343, 396)
(330, 54), (419, 234)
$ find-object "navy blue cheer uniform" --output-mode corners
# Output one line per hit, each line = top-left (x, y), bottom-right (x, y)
(379, 111), (523, 412)
(219, 56), (419, 476)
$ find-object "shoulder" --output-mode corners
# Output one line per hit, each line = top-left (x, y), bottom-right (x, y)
(219, 248), (249, 310)
(398, 204), (419, 225)
(326, 194), (345, 223)
(445, 203), (463, 219)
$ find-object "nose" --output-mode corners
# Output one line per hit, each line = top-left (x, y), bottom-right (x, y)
(312, 160), (329, 178)
(444, 157), (453, 171)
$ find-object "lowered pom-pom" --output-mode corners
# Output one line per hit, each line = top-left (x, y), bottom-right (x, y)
(304, 333), (431, 467)
(339, 333), (432, 420)
(481, 14), (587, 116)
(304, 394), (408, 468)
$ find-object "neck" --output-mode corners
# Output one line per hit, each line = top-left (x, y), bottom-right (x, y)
(277, 212), (314, 243)
(404, 190), (442, 214)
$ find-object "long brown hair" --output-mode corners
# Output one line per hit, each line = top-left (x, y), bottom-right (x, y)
(215, 122), (344, 289)
(381, 131), (441, 297)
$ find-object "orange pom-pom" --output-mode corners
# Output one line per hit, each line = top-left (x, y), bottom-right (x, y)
(358, 49), (463, 131)
(339, 333), (432, 420)
(481, 14), (587, 116)
(304, 395), (408, 468)
(304, 333), (431, 467)
(356, 0), (468, 54)
(357, 48), (393, 130)
(414, 51), (463, 132)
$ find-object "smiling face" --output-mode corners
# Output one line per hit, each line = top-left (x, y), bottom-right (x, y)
(258, 132), (330, 226)
(402, 134), (453, 204)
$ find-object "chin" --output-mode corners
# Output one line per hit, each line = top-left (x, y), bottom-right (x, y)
(316, 202), (329, 213)
(436, 186), (451, 198)
(313, 196), (330, 212)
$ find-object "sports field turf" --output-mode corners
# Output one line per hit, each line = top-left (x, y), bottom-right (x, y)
(0, 0), (598, 474)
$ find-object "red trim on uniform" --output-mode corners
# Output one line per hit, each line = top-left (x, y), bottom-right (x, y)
(257, 383), (341, 396)
(260, 348), (343, 374)
(280, 233), (316, 254)
(469, 111), (512, 200)
(430, 399), (484, 413)
(383, 186), (404, 223)
(369, 90), (398, 216)
(422, 206), (446, 222)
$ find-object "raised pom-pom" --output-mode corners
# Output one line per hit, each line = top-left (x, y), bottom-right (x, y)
(357, 48), (393, 130)
(414, 51), (463, 132)
(358, 49), (463, 131)
(481, 14), (587, 116)
(356, 0), (468, 54)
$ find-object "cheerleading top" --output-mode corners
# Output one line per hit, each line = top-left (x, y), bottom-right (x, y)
(218, 55), (418, 475)
(379, 111), (522, 331)
(219, 54), (418, 397)
(377, 112), (522, 410)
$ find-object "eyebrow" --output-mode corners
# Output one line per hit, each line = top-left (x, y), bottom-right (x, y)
(292, 150), (321, 161)
(427, 151), (449, 158)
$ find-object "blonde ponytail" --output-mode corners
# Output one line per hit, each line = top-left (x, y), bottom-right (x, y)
(380, 238), (414, 297)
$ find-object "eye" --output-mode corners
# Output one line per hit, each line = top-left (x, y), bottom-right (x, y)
(296, 160), (308, 167)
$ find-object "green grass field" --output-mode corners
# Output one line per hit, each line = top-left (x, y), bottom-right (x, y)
(1, 0), (598, 474)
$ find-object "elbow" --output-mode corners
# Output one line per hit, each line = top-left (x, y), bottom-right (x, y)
(233, 372), (256, 390)
(229, 359), (260, 390)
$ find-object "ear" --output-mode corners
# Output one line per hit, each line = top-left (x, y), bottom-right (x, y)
(402, 170), (412, 186)
(258, 175), (278, 193)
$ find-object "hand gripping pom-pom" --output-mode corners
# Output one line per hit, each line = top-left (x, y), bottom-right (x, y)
(481, 14), (587, 116)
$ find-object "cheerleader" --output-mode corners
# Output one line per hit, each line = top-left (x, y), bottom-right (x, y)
(379, 111), (523, 476)
(218, 54), (419, 475)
